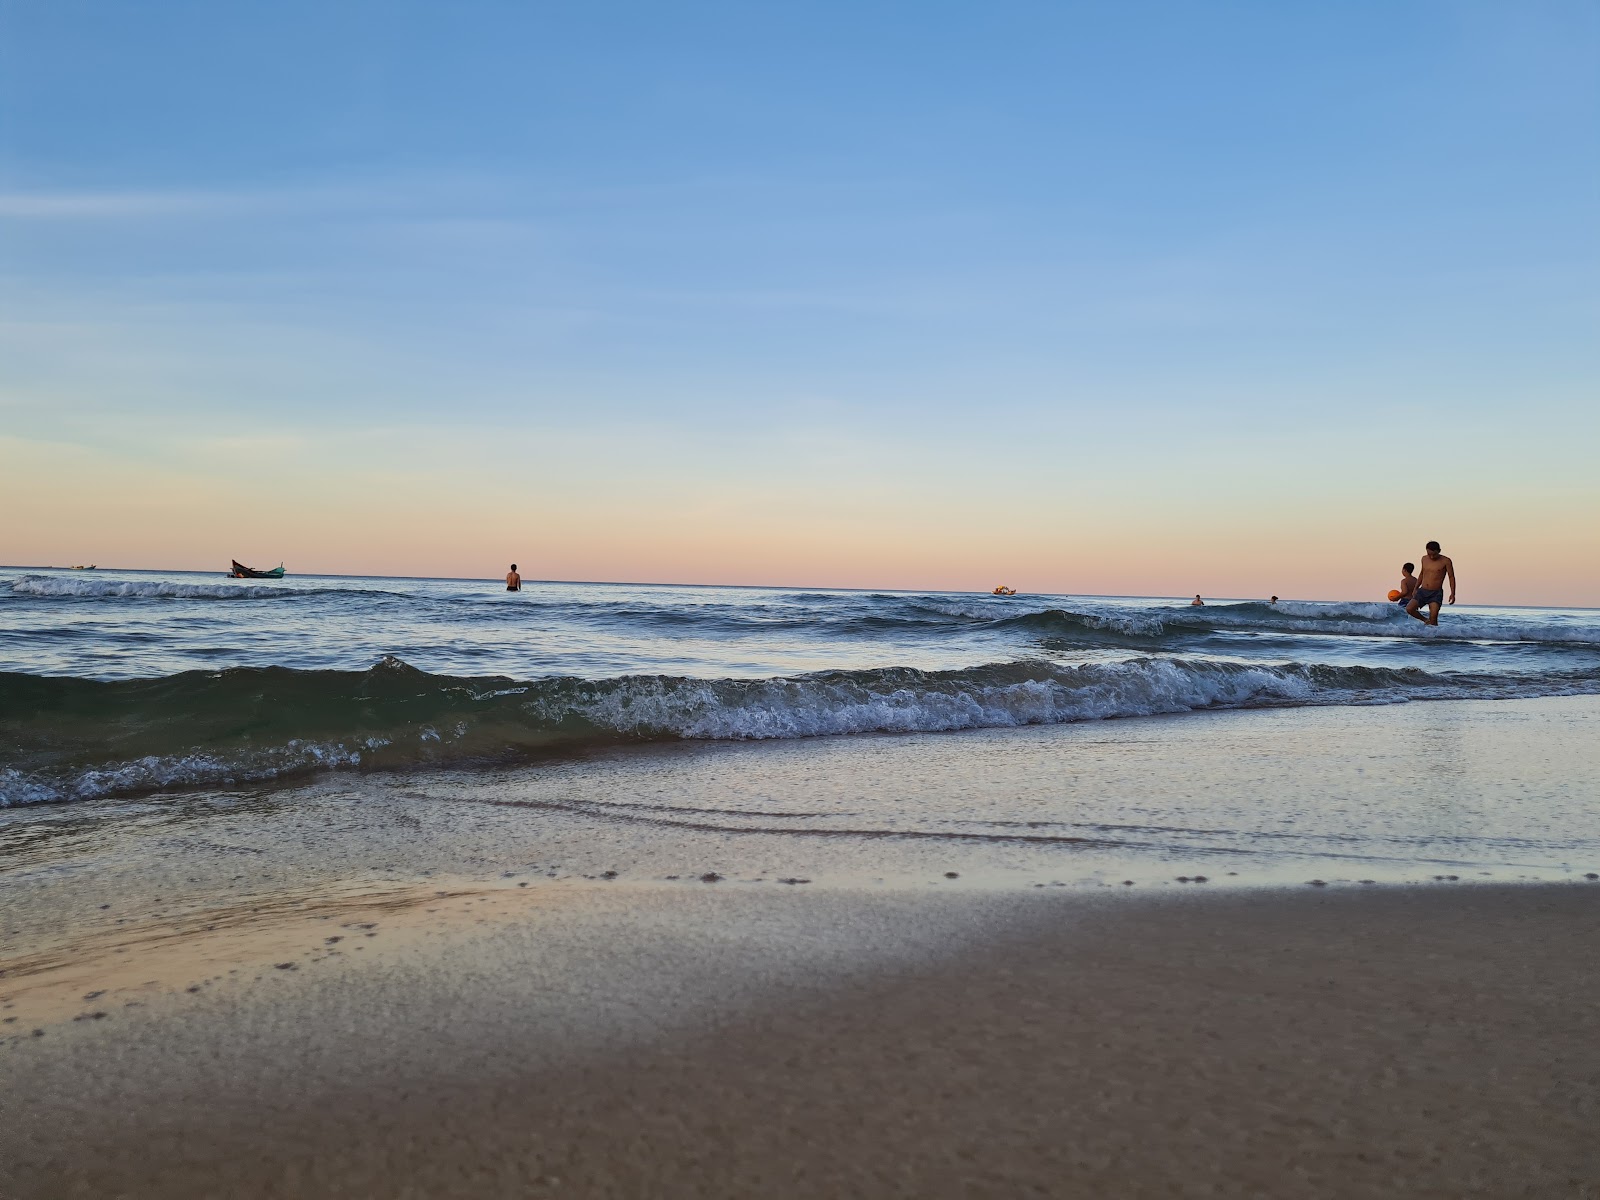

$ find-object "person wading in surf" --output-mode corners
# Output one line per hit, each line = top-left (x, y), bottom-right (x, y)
(1405, 542), (1455, 626)
(505, 564), (521, 592)
(1395, 563), (1418, 607)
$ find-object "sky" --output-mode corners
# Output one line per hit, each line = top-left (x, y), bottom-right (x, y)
(1, 1), (1596, 604)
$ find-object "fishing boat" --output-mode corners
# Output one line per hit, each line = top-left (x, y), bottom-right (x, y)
(228, 560), (286, 579)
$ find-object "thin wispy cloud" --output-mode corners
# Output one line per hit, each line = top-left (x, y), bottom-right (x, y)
(0, 190), (234, 219)
(0, 180), (477, 221)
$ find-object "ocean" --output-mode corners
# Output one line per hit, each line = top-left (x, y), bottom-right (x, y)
(3, 567), (1598, 812)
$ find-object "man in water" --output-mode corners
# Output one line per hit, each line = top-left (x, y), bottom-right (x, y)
(1395, 563), (1418, 607)
(1191, 595), (1204, 606)
(1405, 542), (1455, 625)
(505, 563), (521, 592)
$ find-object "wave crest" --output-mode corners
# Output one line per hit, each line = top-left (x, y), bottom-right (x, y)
(12, 575), (295, 600)
(5, 656), (1596, 806)
(985, 602), (1600, 647)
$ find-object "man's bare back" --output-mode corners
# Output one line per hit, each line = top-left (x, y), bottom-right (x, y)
(1405, 542), (1455, 626)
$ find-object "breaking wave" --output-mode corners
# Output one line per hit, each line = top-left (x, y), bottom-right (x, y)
(13, 575), (304, 601)
(6, 655), (1598, 806)
(988, 603), (1600, 647)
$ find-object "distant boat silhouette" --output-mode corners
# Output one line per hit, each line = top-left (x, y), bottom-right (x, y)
(228, 560), (285, 579)
(69, 564), (96, 570)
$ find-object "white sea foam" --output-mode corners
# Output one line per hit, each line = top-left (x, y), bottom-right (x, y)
(0, 768), (62, 807)
(1, 742), (369, 806)
(1179, 604), (1600, 646)
(923, 592), (1600, 646)
(908, 598), (1170, 636)
(539, 660), (1406, 742)
(915, 597), (1025, 621)
(969, 597), (1600, 647)
(1072, 611), (1171, 636)
(1266, 600), (1396, 620)
(11, 575), (292, 600)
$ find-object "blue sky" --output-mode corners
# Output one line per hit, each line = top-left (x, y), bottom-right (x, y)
(2, 2), (1597, 600)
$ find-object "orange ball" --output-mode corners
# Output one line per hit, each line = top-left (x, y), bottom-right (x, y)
(1387, 589), (1402, 601)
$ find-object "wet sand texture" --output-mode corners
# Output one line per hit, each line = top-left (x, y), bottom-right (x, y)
(4, 884), (1598, 1199)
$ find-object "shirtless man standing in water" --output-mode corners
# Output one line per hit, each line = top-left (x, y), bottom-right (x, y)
(505, 563), (521, 592)
(1406, 541), (1455, 625)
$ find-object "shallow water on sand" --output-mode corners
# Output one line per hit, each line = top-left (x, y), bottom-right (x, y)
(5, 698), (1596, 942)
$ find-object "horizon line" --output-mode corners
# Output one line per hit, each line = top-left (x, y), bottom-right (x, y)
(2, 564), (1591, 612)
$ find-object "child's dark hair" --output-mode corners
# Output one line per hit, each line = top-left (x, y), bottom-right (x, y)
(1403, 562), (1415, 573)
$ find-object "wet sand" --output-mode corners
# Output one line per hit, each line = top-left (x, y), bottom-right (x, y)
(4, 881), (1598, 1199)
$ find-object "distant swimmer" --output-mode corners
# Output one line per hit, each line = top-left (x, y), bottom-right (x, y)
(1191, 595), (1205, 606)
(1269, 595), (1279, 604)
(1391, 563), (1418, 607)
(1405, 542), (1455, 626)
(505, 563), (521, 592)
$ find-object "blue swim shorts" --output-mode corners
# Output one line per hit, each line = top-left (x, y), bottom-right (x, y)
(1412, 587), (1444, 607)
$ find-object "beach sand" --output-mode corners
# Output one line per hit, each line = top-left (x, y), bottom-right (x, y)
(4, 881), (1598, 1198)
(4, 699), (1599, 1197)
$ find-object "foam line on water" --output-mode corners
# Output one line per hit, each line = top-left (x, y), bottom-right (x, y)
(5, 655), (1598, 806)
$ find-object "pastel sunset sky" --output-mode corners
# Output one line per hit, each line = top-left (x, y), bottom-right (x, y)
(2, 2), (1596, 603)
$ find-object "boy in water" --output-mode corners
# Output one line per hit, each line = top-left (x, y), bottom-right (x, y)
(1395, 563), (1418, 607)
(1405, 542), (1456, 626)
(505, 563), (521, 592)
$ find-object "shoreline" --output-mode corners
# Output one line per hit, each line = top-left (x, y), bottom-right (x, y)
(6, 698), (1596, 922)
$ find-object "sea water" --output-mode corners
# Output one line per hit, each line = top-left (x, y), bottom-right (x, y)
(3, 568), (1598, 809)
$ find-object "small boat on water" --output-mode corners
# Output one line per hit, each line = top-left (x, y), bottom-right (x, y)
(69, 564), (97, 570)
(228, 560), (286, 579)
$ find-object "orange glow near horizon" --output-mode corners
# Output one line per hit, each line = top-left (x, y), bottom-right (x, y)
(5, 432), (1597, 607)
